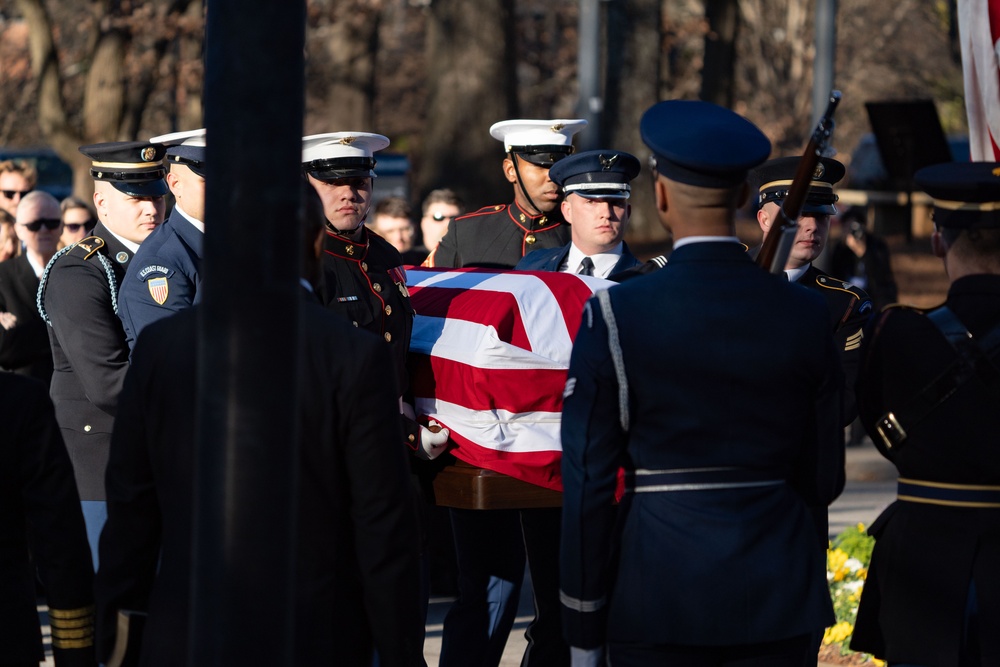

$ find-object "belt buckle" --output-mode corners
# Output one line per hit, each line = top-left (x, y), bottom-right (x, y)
(875, 412), (907, 450)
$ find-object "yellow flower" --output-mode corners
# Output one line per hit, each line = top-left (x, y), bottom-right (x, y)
(857, 522), (866, 532)
(823, 621), (854, 644)
(828, 548), (848, 572)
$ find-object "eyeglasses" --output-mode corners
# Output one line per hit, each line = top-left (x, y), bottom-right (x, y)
(20, 218), (62, 232)
(431, 212), (454, 222)
(1, 188), (33, 200)
(63, 220), (95, 233)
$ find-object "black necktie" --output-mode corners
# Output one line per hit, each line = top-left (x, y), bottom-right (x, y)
(578, 257), (595, 277)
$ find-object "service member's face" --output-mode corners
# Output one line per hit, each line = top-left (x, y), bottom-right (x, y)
(420, 203), (460, 251)
(166, 164), (206, 222)
(562, 194), (629, 256)
(371, 214), (414, 253)
(15, 197), (62, 258)
(60, 207), (93, 246)
(758, 202), (830, 269)
(0, 172), (33, 217)
(504, 156), (560, 214)
(94, 183), (166, 245)
(308, 174), (373, 233)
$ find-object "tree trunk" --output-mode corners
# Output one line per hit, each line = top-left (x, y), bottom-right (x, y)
(416, 0), (518, 209)
(700, 0), (740, 108)
(605, 0), (663, 242)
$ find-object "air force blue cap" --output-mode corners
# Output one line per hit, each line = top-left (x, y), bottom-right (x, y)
(640, 100), (771, 188)
(549, 149), (641, 199)
(151, 128), (206, 177)
(79, 141), (168, 197)
(753, 156), (845, 215)
(915, 161), (1000, 229)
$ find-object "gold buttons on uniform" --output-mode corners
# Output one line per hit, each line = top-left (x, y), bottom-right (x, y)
(84, 425), (92, 432)
(384, 305), (392, 315)
(519, 213), (526, 223)
(373, 283), (382, 293)
(525, 234), (536, 245)
(384, 332), (392, 342)
(408, 433), (416, 443)
(361, 262), (368, 272)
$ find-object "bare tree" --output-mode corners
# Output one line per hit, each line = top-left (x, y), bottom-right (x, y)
(416, 0), (518, 209)
(700, 0), (739, 107)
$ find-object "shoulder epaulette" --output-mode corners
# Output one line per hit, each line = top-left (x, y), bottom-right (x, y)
(71, 235), (106, 260)
(815, 274), (873, 314)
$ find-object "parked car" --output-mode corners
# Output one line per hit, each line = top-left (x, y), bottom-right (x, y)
(0, 147), (74, 201)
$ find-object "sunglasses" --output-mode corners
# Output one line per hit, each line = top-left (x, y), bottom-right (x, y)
(63, 221), (94, 233)
(21, 218), (62, 232)
(1, 188), (33, 199)
(431, 212), (454, 222)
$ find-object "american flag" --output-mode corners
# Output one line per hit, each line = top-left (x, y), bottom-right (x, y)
(959, 0), (1000, 160)
(406, 267), (612, 491)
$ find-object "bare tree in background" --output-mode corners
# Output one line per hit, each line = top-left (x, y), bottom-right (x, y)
(700, 0), (739, 108)
(9, 0), (200, 197)
(304, 0), (383, 133)
(605, 0), (663, 240)
(416, 0), (518, 209)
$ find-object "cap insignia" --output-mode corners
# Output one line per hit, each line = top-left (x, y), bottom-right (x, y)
(141, 147), (156, 161)
(813, 163), (825, 179)
(599, 154), (619, 171)
(338, 136), (357, 145)
(550, 123), (565, 132)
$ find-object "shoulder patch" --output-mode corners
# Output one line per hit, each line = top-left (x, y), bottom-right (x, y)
(137, 264), (174, 281)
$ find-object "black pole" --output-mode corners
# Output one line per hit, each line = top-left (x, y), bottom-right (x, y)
(812, 0), (837, 129)
(190, 1), (305, 665)
(577, 0), (602, 150)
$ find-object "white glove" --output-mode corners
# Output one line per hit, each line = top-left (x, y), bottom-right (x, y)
(570, 646), (605, 667)
(417, 420), (450, 460)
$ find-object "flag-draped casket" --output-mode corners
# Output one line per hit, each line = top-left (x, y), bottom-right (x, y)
(405, 267), (612, 506)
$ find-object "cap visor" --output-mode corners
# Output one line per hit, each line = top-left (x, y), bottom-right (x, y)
(307, 169), (376, 181)
(111, 179), (169, 197)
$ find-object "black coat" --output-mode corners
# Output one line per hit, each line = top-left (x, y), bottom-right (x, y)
(0, 254), (53, 383)
(95, 299), (425, 667)
(829, 234), (898, 311)
(428, 201), (570, 269)
(851, 274), (1000, 666)
(39, 223), (134, 501)
(560, 241), (843, 649)
(0, 373), (95, 666)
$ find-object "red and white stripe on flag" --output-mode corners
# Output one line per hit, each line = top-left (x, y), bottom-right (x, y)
(406, 266), (612, 491)
(960, 0), (1000, 160)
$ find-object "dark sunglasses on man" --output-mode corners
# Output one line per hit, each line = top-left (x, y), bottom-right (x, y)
(1, 188), (33, 199)
(20, 218), (62, 232)
(62, 219), (95, 233)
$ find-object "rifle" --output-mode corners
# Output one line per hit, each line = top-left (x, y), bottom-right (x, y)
(755, 90), (842, 274)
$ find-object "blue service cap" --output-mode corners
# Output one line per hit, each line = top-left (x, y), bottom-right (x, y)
(151, 129), (206, 177)
(640, 100), (771, 188)
(549, 149), (641, 199)
(79, 141), (168, 197)
(915, 161), (1000, 229)
(752, 156), (845, 215)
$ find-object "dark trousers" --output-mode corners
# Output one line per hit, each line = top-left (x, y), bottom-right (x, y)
(609, 634), (813, 667)
(439, 507), (569, 667)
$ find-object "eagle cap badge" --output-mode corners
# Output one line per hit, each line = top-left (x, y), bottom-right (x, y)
(813, 163), (826, 179)
(599, 154), (619, 171)
(141, 146), (156, 161)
